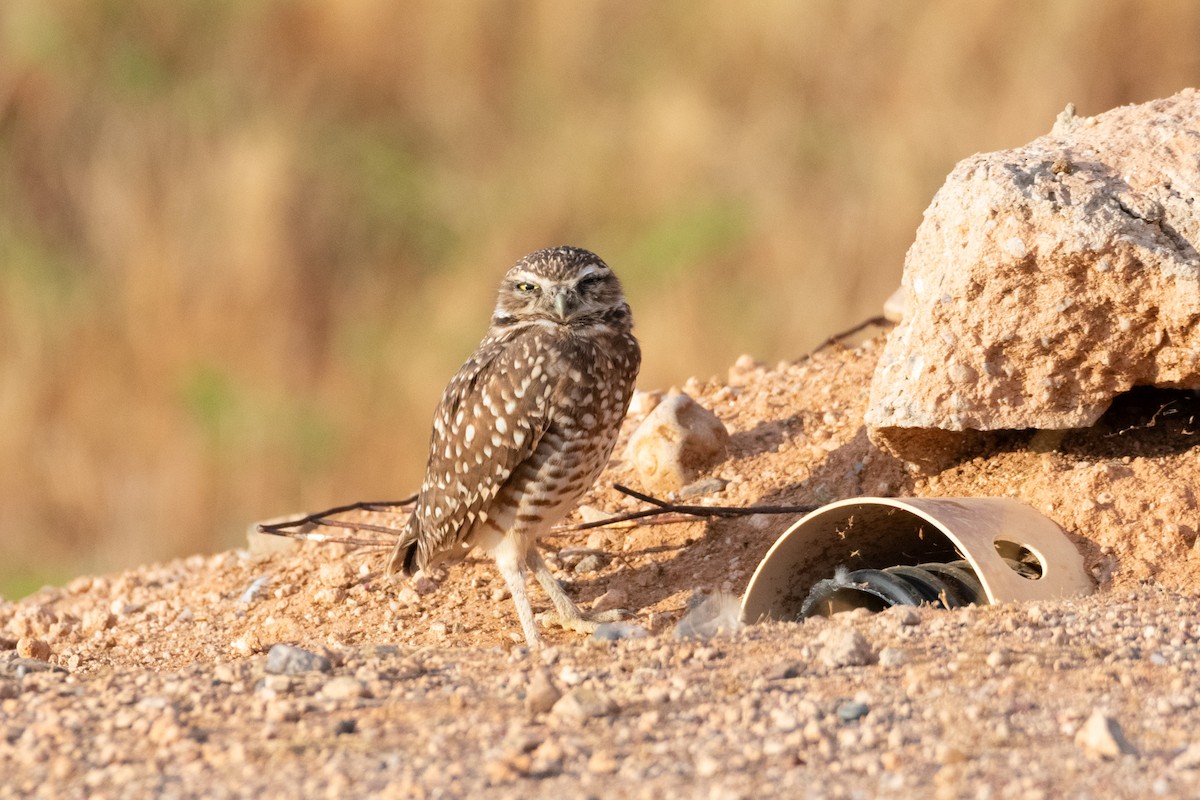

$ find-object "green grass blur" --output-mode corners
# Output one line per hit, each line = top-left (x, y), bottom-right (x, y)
(1, 0), (1198, 596)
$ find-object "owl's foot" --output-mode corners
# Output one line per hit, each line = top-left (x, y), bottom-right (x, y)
(539, 607), (629, 634)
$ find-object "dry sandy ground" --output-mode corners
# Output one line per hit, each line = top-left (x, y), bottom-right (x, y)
(3, 335), (1199, 799)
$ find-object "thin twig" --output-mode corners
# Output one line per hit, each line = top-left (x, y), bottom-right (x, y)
(256, 496), (416, 535)
(560, 484), (817, 531)
(808, 315), (891, 357)
(254, 478), (817, 547)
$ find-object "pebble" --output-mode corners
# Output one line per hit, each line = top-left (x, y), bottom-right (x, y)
(16, 637), (51, 661)
(320, 676), (367, 701)
(766, 662), (803, 680)
(678, 477), (729, 498)
(1075, 710), (1137, 758)
(524, 669), (562, 715)
(591, 588), (629, 614)
(817, 627), (877, 668)
(837, 701), (870, 723)
(318, 561), (356, 589)
(573, 554), (605, 574)
(587, 749), (619, 774)
(877, 647), (908, 667)
(987, 648), (1014, 668)
(265, 644), (333, 675)
(550, 688), (618, 722)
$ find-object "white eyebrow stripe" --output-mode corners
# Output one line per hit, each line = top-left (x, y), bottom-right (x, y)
(510, 269), (543, 284)
(576, 264), (605, 280)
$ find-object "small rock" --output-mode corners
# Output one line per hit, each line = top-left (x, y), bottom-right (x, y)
(837, 701), (870, 723)
(987, 648), (1013, 668)
(766, 662), (803, 680)
(81, 609), (116, 635)
(16, 637), (51, 661)
(626, 392), (731, 493)
(817, 627), (877, 668)
(265, 644), (333, 675)
(529, 740), (564, 776)
(229, 633), (264, 658)
(678, 477), (729, 499)
(394, 585), (422, 607)
(550, 688), (618, 722)
(591, 588), (629, 614)
(585, 529), (616, 550)
(878, 647), (908, 667)
(573, 554), (605, 574)
(320, 676), (367, 701)
(587, 750), (619, 775)
(485, 756), (526, 784)
(1075, 710), (1138, 759)
(312, 586), (346, 607)
(694, 753), (721, 779)
(525, 669), (562, 715)
(318, 561), (355, 589)
(333, 718), (357, 735)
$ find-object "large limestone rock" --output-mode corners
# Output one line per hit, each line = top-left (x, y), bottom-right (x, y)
(867, 90), (1200, 466)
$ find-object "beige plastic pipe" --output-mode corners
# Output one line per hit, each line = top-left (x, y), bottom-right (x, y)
(741, 496), (1095, 623)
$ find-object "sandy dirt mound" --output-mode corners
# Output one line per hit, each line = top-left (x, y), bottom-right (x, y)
(2, 337), (1199, 798)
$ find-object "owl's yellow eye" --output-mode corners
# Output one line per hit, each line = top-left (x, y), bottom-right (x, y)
(515, 281), (538, 293)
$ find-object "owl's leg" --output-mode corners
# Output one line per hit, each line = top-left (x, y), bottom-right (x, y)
(493, 538), (542, 648)
(527, 547), (626, 634)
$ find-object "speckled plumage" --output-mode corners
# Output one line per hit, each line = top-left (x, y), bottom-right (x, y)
(386, 246), (640, 646)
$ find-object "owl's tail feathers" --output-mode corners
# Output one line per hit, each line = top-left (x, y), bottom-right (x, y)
(385, 516), (420, 578)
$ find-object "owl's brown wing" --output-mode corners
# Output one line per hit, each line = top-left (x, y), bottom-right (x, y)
(392, 327), (560, 575)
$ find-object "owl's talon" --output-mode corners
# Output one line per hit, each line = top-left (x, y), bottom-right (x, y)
(540, 607), (630, 633)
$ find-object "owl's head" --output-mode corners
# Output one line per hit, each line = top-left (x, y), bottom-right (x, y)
(492, 246), (632, 332)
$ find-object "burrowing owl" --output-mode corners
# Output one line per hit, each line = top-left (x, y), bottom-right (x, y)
(387, 246), (641, 647)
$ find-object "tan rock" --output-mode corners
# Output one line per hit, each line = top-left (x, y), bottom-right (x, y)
(867, 90), (1200, 467)
(626, 392), (730, 493)
(1075, 709), (1137, 759)
(16, 637), (51, 661)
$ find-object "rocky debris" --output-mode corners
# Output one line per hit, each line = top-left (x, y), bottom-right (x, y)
(816, 625), (877, 667)
(626, 392), (730, 492)
(590, 588), (628, 614)
(867, 89), (1200, 467)
(836, 700), (870, 723)
(524, 668), (562, 714)
(1075, 709), (1138, 759)
(550, 687), (618, 722)
(15, 637), (51, 661)
(264, 644), (333, 675)
(319, 675), (367, 701)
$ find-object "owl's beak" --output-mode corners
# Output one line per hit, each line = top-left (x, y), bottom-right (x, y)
(553, 289), (570, 320)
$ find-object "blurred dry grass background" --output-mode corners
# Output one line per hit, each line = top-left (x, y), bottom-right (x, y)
(2, 0), (1198, 596)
